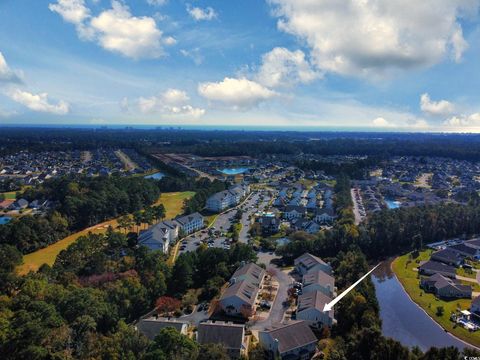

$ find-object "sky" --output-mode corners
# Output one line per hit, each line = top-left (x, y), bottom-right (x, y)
(1, 0), (480, 131)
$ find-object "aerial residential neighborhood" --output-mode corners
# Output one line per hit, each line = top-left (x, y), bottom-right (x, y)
(4, 0), (480, 359)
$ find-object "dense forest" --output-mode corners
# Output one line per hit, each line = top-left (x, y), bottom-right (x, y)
(0, 171), (229, 256)
(3, 127), (480, 160)
(0, 176), (160, 253)
(0, 228), (257, 359)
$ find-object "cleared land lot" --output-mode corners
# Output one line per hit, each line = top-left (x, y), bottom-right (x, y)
(16, 191), (195, 275)
(115, 150), (138, 171)
(393, 250), (480, 347)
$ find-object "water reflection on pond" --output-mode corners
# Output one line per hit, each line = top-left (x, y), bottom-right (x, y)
(372, 261), (473, 351)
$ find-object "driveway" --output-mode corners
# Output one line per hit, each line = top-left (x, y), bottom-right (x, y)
(249, 252), (293, 331)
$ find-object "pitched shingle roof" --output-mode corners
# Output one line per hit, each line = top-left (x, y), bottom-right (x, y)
(261, 321), (317, 354)
(197, 321), (244, 350)
(136, 318), (188, 340)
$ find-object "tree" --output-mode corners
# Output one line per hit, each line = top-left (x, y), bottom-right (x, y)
(436, 306), (444, 317)
(155, 296), (181, 316)
(153, 205), (166, 222)
(198, 343), (229, 360)
(117, 215), (132, 233)
(146, 327), (199, 360)
(133, 211), (143, 233)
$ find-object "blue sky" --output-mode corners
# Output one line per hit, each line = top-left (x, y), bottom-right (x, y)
(1, 0), (480, 131)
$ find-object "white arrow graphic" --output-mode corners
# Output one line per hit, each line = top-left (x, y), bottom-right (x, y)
(323, 263), (381, 312)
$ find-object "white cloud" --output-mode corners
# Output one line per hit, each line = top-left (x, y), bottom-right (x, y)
(450, 25), (469, 62)
(187, 4), (217, 21)
(6, 89), (70, 115)
(49, 0), (94, 40)
(133, 88), (205, 118)
(255, 47), (321, 88)
(0, 52), (22, 84)
(49, 0), (168, 59)
(420, 93), (455, 116)
(163, 36), (177, 46)
(90, 1), (164, 59)
(180, 48), (204, 65)
(198, 77), (277, 109)
(147, 0), (167, 6)
(446, 113), (480, 126)
(371, 117), (393, 127)
(268, 0), (478, 77)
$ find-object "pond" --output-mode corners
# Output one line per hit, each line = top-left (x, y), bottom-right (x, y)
(144, 172), (165, 180)
(372, 262), (473, 351)
(385, 198), (401, 209)
(219, 168), (249, 175)
(0, 216), (12, 225)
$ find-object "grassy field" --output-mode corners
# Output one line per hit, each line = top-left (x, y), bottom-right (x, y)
(392, 250), (480, 347)
(1, 191), (17, 200)
(154, 191), (195, 219)
(16, 191), (195, 275)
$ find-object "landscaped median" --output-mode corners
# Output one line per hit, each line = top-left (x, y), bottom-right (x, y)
(16, 191), (195, 275)
(392, 250), (480, 347)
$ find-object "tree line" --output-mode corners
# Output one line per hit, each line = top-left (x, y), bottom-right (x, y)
(0, 226), (257, 359)
(0, 176), (160, 254)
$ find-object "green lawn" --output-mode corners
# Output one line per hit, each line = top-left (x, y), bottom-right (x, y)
(392, 250), (480, 347)
(17, 191), (195, 275)
(154, 191), (195, 219)
(1, 191), (17, 200)
(457, 267), (477, 279)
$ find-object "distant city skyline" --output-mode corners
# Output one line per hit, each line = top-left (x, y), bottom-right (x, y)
(1, 0), (480, 131)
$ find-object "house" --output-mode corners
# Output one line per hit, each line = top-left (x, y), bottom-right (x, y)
(219, 263), (265, 318)
(197, 321), (246, 359)
(294, 253), (332, 276)
(302, 220), (321, 234)
(471, 296), (480, 315)
(28, 199), (48, 210)
(418, 260), (456, 279)
(314, 207), (336, 224)
(302, 269), (335, 297)
(283, 205), (307, 220)
(138, 224), (173, 254)
(206, 185), (250, 213)
(136, 317), (188, 339)
(296, 290), (336, 328)
(206, 190), (236, 213)
(258, 214), (280, 235)
(420, 273), (472, 299)
(9, 198), (29, 210)
(431, 248), (464, 267)
(449, 243), (480, 260)
(174, 212), (204, 235)
(258, 321), (317, 360)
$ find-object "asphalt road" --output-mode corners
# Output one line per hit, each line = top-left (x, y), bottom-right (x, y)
(250, 251), (293, 330)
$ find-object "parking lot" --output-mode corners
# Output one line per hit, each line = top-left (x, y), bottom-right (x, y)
(178, 191), (265, 255)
